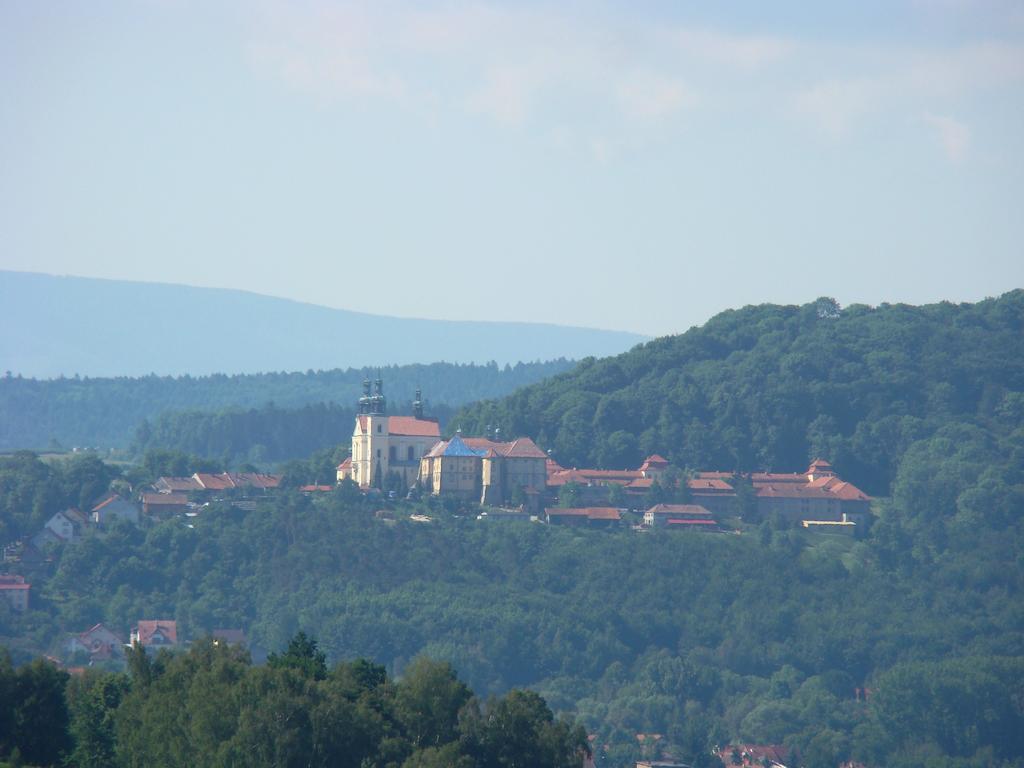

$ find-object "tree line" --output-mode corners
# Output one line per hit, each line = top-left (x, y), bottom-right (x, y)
(0, 359), (574, 452)
(0, 634), (589, 768)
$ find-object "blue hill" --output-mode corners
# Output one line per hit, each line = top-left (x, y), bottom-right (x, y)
(0, 271), (646, 377)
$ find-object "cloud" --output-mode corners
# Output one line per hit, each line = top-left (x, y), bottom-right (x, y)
(470, 66), (539, 126)
(669, 27), (794, 68)
(923, 113), (971, 162)
(615, 72), (696, 120)
(793, 79), (877, 138)
(249, 2), (406, 101)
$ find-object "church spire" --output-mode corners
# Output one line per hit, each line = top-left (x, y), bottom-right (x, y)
(358, 377), (372, 414)
(369, 371), (386, 415)
(413, 387), (423, 419)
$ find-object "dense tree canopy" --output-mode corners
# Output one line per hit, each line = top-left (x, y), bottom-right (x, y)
(456, 292), (1024, 496)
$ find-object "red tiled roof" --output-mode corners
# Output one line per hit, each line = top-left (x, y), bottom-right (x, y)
(548, 468), (641, 487)
(0, 583), (30, 590)
(142, 492), (189, 506)
(194, 473), (234, 490)
(230, 472), (282, 489)
(388, 416), (441, 437)
(156, 476), (203, 492)
(299, 485), (334, 492)
(639, 454), (669, 471)
(546, 507), (622, 521)
(687, 478), (734, 491)
(356, 415), (368, 434)
(337, 457), (352, 470)
(499, 437), (547, 458)
(79, 623), (123, 645)
(134, 620), (177, 646)
(91, 494), (123, 512)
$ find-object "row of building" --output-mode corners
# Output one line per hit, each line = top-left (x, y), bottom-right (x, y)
(333, 380), (871, 524)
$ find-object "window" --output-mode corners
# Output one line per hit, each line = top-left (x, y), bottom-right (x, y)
(408, 446), (415, 461)
(376, 449), (381, 458)
(389, 446), (397, 462)
(377, 424), (382, 433)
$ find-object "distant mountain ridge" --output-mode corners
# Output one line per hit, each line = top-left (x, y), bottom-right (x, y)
(0, 271), (646, 377)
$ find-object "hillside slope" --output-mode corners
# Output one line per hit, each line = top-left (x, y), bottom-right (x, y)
(456, 292), (1024, 495)
(0, 271), (644, 377)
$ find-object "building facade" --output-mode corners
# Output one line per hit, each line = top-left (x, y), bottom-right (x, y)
(419, 434), (548, 506)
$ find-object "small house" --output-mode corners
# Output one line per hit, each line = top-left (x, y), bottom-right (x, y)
(130, 620), (178, 649)
(92, 494), (140, 525)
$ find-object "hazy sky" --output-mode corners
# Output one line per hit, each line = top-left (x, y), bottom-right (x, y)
(2, 1), (1022, 336)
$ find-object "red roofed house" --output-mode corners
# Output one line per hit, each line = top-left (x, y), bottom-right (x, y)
(66, 623), (123, 661)
(142, 492), (190, 516)
(91, 493), (140, 525)
(638, 454), (669, 477)
(0, 574), (30, 611)
(545, 507), (622, 528)
(130, 620), (178, 649)
(340, 379), (441, 490)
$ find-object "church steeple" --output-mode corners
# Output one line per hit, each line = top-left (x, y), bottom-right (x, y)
(358, 377), (372, 414)
(413, 387), (423, 420)
(369, 372), (386, 415)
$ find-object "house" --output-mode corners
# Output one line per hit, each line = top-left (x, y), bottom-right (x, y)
(0, 574), (30, 611)
(212, 628), (246, 646)
(638, 454), (670, 477)
(130, 620), (178, 648)
(47, 508), (87, 540)
(66, 623), (123, 661)
(644, 503), (715, 528)
(91, 493), (140, 525)
(545, 507), (622, 528)
(141, 492), (190, 516)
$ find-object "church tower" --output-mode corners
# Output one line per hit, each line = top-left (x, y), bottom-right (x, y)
(344, 376), (440, 490)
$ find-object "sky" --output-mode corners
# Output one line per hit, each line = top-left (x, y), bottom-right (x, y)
(1, 0), (1022, 337)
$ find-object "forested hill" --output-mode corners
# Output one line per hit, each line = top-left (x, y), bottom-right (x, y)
(456, 292), (1024, 496)
(0, 271), (644, 377)
(0, 360), (574, 452)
